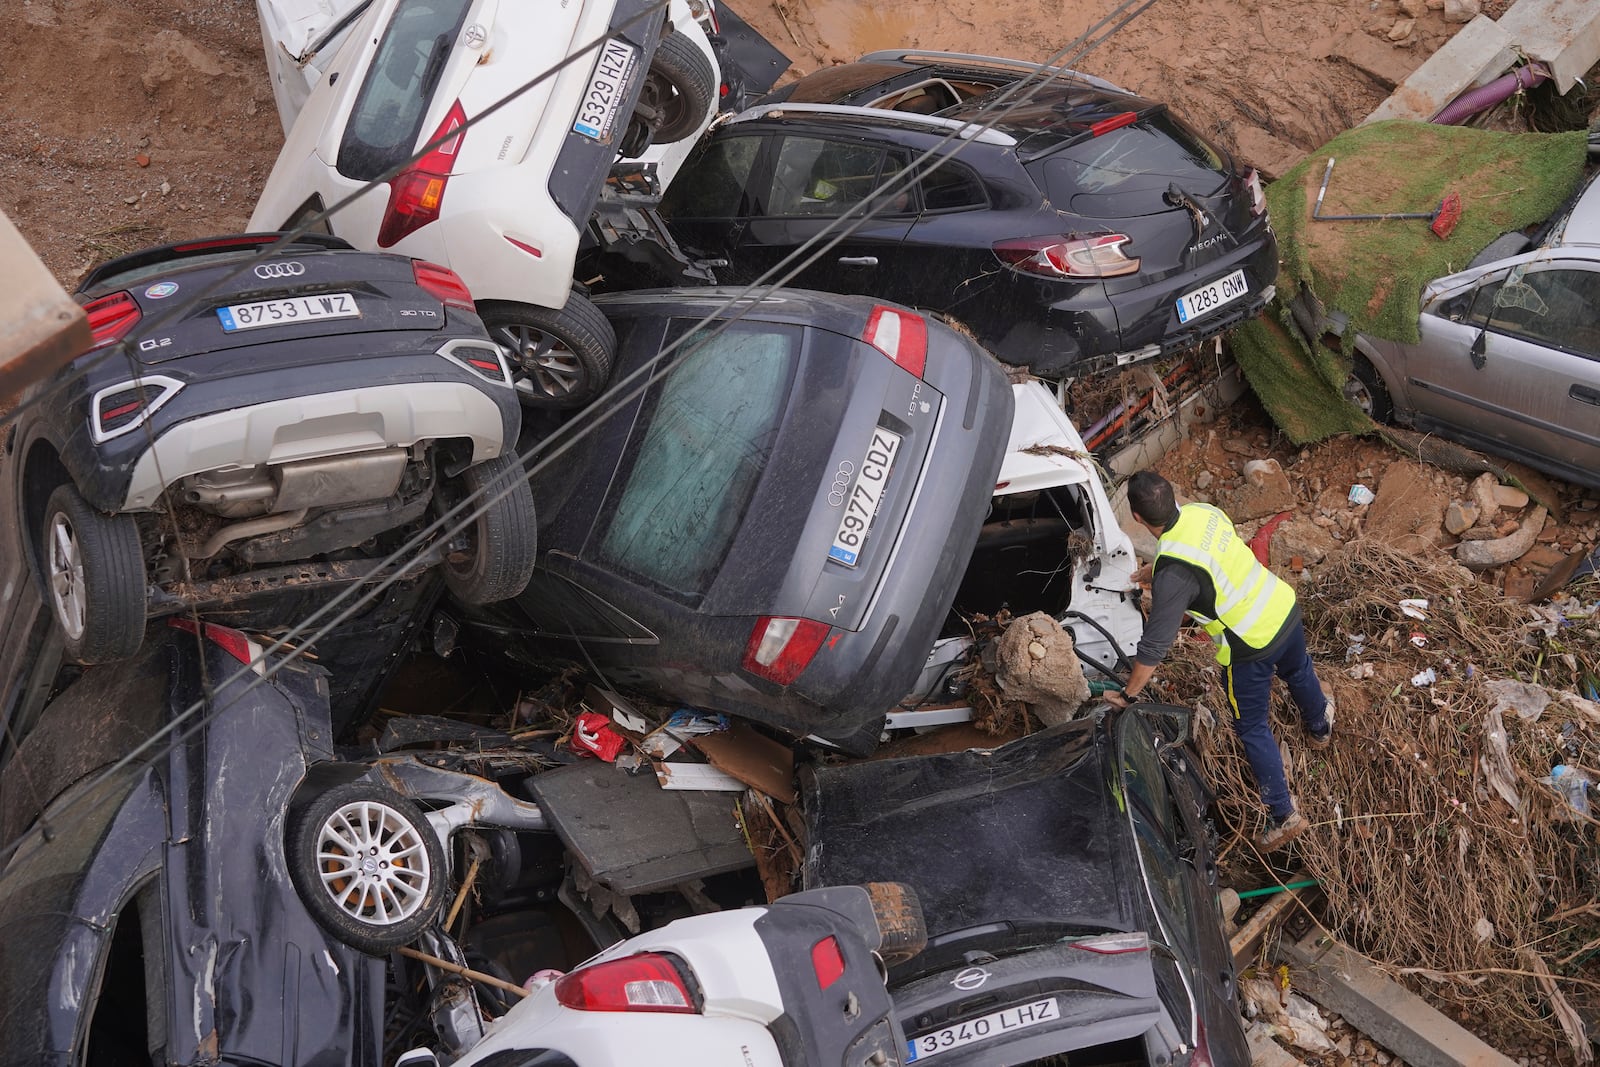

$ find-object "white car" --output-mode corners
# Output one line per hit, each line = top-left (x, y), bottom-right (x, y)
(250, 0), (720, 409)
(405, 884), (922, 1067)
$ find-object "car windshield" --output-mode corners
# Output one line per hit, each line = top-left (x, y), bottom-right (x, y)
(338, 0), (472, 181)
(1024, 112), (1229, 216)
(595, 321), (801, 600)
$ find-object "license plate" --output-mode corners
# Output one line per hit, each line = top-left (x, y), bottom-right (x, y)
(906, 998), (1060, 1062)
(217, 293), (360, 332)
(1175, 268), (1248, 324)
(573, 38), (638, 141)
(828, 426), (902, 567)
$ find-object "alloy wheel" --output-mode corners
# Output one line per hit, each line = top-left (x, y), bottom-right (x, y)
(314, 797), (435, 927)
(47, 511), (87, 640)
(498, 323), (585, 402)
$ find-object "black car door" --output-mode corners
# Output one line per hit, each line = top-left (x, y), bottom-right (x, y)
(658, 131), (765, 270)
(727, 132), (918, 294)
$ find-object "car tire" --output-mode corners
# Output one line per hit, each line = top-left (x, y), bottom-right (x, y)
(480, 296), (615, 410)
(1343, 355), (1393, 423)
(865, 881), (928, 967)
(638, 31), (717, 145)
(40, 483), (145, 665)
(440, 451), (537, 606)
(288, 781), (447, 955)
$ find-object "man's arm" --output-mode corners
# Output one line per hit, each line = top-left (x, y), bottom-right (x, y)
(1105, 564), (1201, 706)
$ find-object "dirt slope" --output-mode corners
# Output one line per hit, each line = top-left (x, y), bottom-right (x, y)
(1, 0), (1474, 288)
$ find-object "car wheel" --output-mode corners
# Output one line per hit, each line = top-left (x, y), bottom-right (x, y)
(480, 296), (615, 410)
(636, 31), (717, 146)
(40, 483), (145, 665)
(440, 451), (537, 606)
(288, 781), (447, 955)
(1342, 356), (1393, 423)
(866, 881), (928, 967)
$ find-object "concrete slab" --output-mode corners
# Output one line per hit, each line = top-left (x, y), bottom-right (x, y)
(1248, 1024), (1307, 1067)
(1335, 33), (1417, 90)
(1365, 15), (1515, 123)
(1279, 929), (1520, 1067)
(1495, 0), (1600, 92)
(0, 210), (88, 400)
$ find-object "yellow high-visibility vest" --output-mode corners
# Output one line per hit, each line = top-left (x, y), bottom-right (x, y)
(1156, 503), (1296, 665)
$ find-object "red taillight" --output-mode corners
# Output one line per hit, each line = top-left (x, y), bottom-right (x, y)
(167, 617), (263, 671)
(82, 292), (142, 348)
(553, 953), (698, 1014)
(171, 235), (279, 253)
(504, 236), (543, 259)
(377, 100), (467, 248)
(811, 936), (846, 990)
(1244, 167), (1267, 217)
(863, 306), (927, 377)
(993, 234), (1140, 279)
(743, 617), (830, 685)
(90, 375), (183, 442)
(1089, 111), (1138, 136)
(412, 260), (475, 311)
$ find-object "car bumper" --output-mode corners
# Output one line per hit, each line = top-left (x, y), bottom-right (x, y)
(53, 346), (520, 514)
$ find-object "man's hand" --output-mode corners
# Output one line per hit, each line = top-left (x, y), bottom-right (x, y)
(1103, 689), (1130, 708)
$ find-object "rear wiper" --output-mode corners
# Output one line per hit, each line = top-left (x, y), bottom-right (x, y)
(421, 33), (452, 92)
(1165, 181), (1236, 252)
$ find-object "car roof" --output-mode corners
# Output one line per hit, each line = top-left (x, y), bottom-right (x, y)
(802, 717), (1137, 938)
(1550, 168), (1600, 248)
(724, 102), (1020, 147)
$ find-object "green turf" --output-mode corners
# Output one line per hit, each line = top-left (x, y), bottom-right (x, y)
(1232, 121), (1589, 444)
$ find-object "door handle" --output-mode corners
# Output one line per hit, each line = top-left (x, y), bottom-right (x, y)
(1571, 384), (1600, 406)
(837, 256), (878, 266)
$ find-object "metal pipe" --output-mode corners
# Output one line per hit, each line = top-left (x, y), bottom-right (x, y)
(188, 508), (309, 558)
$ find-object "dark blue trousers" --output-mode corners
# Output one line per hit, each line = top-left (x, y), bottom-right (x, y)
(1223, 619), (1328, 820)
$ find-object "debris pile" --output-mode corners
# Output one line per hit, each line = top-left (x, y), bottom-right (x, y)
(1166, 536), (1600, 1054)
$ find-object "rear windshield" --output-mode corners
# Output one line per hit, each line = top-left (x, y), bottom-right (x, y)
(596, 321), (801, 600)
(1024, 112), (1228, 217)
(338, 0), (472, 181)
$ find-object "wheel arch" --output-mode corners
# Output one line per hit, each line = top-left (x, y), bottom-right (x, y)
(20, 435), (72, 580)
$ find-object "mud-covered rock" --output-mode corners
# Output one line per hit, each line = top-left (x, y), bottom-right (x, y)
(992, 611), (1090, 726)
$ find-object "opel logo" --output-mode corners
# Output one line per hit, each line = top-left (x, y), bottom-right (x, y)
(254, 261), (305, 280)
(827, 460), (855, 507)
(951, 966), (990, 991)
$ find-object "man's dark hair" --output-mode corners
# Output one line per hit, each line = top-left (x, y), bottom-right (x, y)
(1127, 471), (1180, 529)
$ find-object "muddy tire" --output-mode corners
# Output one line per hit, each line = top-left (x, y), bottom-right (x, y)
(40, 483), (145, 665)
(481, 295), (615, 410)
(638, 31), (717, 145)
(288, 781), (446, 955)
(440, 452), (537, 606)
(866, 881), (927, 966)
(1342, 356), (1393, 423)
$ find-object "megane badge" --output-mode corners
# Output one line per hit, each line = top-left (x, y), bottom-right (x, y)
(951, 966), (991, 991)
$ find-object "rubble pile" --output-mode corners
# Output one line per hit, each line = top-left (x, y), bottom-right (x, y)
(1165, 529), (1599, 1053)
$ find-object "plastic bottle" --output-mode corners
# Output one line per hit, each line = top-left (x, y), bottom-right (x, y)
(1551, 764), (1591, 817)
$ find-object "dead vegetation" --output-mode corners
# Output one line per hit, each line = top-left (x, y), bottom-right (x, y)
(1159, 538), (1600, 1054)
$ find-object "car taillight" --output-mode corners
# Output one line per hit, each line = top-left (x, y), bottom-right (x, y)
(378, 100), (467, 248)
(437, 339), (512, 385)
(811, 936), (846, 990)
(743, 616), (830, 685)
(553, 953), (699, 1014)
(862, 305), (927, 377)
(90, 374), (183, 443)
(1069, 931), (1149, 954)
(168, 617), (265, 674)
(1244, 168), (1267, 217)
(412, 260), (475, 311)
(993, 234), (1141, 279)
(82, 291), (142, 348)
(1089, 111), (1137, 136)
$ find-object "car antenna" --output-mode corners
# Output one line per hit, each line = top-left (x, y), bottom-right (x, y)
(1311, 156), (1463, 239)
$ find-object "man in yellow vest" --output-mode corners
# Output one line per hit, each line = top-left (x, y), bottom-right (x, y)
(1106, 471), (1333, 851)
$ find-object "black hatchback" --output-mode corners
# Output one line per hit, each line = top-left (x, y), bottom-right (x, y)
(802, 706), (1250, 1065)
(654, 51), (1278, 378)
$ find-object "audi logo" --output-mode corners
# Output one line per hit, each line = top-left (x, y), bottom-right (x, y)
(827, 460), (855, 507)
(254, 261), (306, 279)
